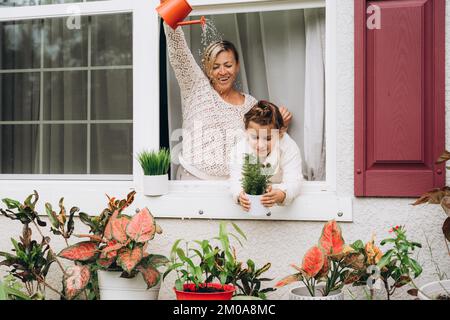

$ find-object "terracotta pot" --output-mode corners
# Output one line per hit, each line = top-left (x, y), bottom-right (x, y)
(174, 283), (236, 300)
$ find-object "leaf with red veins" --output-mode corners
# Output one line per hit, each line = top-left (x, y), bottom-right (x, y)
(64, 265), (91, 300)
(126, 208), (156, 243)
(58, 241), (98, 261)
(117, 246), (143, 273)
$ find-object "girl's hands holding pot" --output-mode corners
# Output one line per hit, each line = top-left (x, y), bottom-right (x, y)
(261, 185), (286, 207)
(238, 191), (251, 212)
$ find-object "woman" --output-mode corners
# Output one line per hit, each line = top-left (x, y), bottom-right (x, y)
(164, 24), (291, 180)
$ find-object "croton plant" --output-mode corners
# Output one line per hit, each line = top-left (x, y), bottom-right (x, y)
(276, 220), (361, 296)
(58, 192), (168, 299)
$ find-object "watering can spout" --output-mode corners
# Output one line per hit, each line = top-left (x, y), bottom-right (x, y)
(156, 0), (207, 30)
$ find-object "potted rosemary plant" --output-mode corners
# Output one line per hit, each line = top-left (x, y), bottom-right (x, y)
(137, 148), (171, 196)
(241, 154), (273, 216)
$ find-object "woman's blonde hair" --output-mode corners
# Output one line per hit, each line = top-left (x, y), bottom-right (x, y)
(202, 40), (239, 81)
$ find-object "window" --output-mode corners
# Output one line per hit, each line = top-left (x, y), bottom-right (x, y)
(163, 8), (326, 182)
(0, 2), (133, 178)
(154, 0), (350, 221)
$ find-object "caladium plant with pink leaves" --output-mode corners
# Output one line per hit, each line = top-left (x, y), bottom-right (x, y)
(58, 206), (168, 299)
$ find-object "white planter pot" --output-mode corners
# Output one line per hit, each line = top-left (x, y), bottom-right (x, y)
(246, 194), (270, 217)
(143, 174), (168, 196)
(418, 280), (450, 300)
(289, 285), (344, 300)
(97, 270), (160, 300)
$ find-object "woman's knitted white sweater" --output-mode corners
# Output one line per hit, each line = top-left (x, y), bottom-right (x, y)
(165, 26), (257, 179)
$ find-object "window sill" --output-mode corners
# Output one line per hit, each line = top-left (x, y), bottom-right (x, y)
(0, 179), (352, 222)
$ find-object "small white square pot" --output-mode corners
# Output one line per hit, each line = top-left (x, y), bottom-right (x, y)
(246, 194), (271, 217)
(97, 270), (160, 300)
(289, 285), (344, 300)
(143, 174), (169, 196)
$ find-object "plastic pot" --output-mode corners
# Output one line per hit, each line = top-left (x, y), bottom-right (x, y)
(289, 285), (344, 300)
(246, 194), (270, 217)
(418, 280), (450, 300)
(143, 174), (169, 196)
(97, 270), (160, 300)
(174, 283), (236, 300)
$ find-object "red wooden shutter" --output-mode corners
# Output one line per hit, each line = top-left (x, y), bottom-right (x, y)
(355, 0), (445, 197)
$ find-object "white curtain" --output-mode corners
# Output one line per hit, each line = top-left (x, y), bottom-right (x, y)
(167, 8), (326, 181)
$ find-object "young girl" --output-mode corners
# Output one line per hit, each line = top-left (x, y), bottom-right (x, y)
(229, 101), (303, 211)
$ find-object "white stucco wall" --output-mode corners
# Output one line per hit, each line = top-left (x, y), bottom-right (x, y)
(0, 0), (449, 300)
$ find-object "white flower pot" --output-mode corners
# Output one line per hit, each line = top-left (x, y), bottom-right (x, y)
(246, 194), (270, 217)
(97, 270), (160, 300)
(143, 174), (168, 196)
(289, 285), (344, 300)
(418, 280), (450, 300)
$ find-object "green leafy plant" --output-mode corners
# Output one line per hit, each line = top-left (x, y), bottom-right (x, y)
(413, 150), (450, 257)
(164, 222), (247, 293)
(0, 275), (33, 300)
(241, 154), (272, 196)
(376, 225), (422, 300)
(0, 192), (70, 299)
(57, 192), (168, 300)
(234, 260), (275, 299)
(276, 220), (360, 297)
(137, 148), (171, 176)
(344, 236), (384, 300)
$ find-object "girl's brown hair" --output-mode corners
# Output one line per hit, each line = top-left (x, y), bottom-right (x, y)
(244, 100), (285, 130)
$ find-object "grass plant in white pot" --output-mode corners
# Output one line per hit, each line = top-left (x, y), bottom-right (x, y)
(241, 154), (273, 217)
(137, 149), (170, 196)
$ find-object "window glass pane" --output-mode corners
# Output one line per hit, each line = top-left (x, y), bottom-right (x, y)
(0, 73), (40, 121)
(44, 71), (87, 120)
(91, 14), (132, 66)
(42, 124), (87, 174)
(91, 69), (132, 120)
(91, 123), (132, 174)
(43, 16), (88, 68)
(0, 125), (40, 174)
(0, 20), (41, 69)
(0, 13), (133, 177)
(0, 1), (84, 6)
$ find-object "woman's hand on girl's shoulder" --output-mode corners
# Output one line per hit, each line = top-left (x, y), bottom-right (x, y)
(279, 106), (292, 133)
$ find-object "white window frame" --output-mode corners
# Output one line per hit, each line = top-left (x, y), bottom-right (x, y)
(0, 0), (352, 222)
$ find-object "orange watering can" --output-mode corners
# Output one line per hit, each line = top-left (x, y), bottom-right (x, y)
(157, 0), (206, 30)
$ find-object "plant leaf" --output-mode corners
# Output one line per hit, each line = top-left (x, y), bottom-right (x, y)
(58, 241), (98, 261)
(117, 246), (143, 273)
(126, 208), (156, 243)
(275, 273), (303, 287)
(63, 265), (91, 300)
(137, 264), (161, 288)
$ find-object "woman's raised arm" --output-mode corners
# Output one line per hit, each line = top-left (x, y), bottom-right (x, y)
(164, 24), (207, 97)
